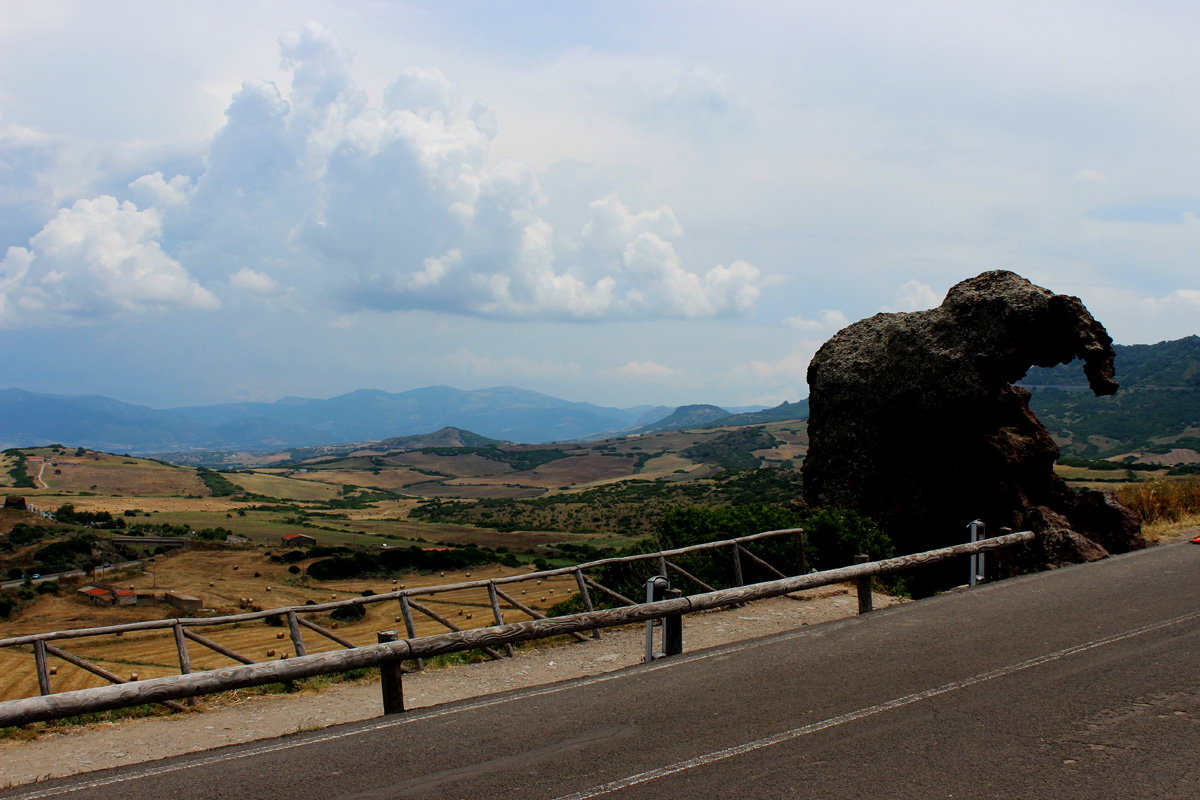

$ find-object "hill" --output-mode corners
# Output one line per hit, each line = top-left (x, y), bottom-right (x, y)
(702, 400), (809, 428)
(1021, 336), (1200, 461)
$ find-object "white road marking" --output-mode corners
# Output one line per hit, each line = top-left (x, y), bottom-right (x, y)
(8, 607), (1200, 800)
(548, 608), (1200, 800)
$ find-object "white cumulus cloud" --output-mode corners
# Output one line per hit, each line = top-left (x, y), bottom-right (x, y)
(229, 267), (279, 295)
(786, 309), (850, 332)
(883, 279), (941, 313)
(0, 24), (762, 328)
(0, 196), (216, 326)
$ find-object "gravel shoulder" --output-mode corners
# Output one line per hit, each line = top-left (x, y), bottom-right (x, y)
(0, 585), (901, 787)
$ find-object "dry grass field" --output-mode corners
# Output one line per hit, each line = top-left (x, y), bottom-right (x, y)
(406, 482), (547, 499)
(33, 496), (241, 515)
(383, 451), (516, 478)
(0, 547), (577, 703)
(224, 472), (342, 501)
(30, 450), (206, 497)
(278, 467), (434, 492)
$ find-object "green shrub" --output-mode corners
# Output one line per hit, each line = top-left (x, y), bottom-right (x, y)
(330, 604), (365, 622)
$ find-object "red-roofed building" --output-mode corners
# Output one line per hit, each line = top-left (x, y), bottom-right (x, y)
(281, 533), (317, 547)
(77, 585), (139, 606)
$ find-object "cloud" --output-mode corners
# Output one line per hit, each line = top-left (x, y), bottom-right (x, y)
(730, 346), (816, 385)
(446, 348), (580, 380)
(0, 24), (761, 328)
(614, 360), (689, 382)
(1071, 168), (1106, 183)
(882, 279), (941, 312)
(0, 196), (217, 326)
(229, 267), (279, 295)
(383, 67), (462, 119)
(580, 192), (683, 251)
(786, 309), (850, 332)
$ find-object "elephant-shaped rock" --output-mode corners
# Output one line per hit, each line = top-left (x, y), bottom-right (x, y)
(802, 270), (1145, 589)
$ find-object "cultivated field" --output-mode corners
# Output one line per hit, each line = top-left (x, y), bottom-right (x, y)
(0, 547), (577, 702)
(224, 472), (342, 501)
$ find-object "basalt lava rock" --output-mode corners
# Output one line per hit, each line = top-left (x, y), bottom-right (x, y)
(802, 270), (1145, 584)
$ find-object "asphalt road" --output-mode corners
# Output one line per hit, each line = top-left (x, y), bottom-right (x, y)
(5, 540), (1198, 800)
(1, 562), (143, 590)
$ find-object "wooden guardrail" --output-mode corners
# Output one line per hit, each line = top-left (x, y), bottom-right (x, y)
(0, 530), (1034, 727)
(0, 528), (809, 711)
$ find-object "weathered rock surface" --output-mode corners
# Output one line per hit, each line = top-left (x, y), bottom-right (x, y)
(802, 270), (1145, 585)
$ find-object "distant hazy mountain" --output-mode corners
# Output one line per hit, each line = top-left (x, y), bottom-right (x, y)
(707, 400), (809, 427)
(0, 386), (707, 453)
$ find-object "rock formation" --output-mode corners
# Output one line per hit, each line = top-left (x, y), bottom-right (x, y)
(802, 270), (1145, 587)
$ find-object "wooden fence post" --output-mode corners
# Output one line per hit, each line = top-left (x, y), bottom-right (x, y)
(731, 542), (744, 586)
(795, 530), (807, 575)
(377, 630), (404, 715)
(574, 569), (600, 639)
(399, 595), (424, 671)
(487, 583), (515, 658)
(33, 640), (51, 696)
(663, 589), (683, 657)
(286, 610), (307, 658)
(172, 623), (196, 706)
(855, 554), (873, 614)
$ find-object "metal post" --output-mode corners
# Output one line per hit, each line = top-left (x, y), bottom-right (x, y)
(969, 520), (986, 587)
(644, 576), (669, 663)
(663, 588), (683, 656)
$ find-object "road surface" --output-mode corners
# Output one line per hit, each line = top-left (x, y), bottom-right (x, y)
(1, 562), (143, 590)
(4, 540), (1198, 799)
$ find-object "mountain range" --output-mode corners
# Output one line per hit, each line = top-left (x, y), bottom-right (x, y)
(0, 385), (777, 454)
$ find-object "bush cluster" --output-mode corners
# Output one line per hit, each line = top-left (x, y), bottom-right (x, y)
(1115, 478), (1200, 525)
(307, 545), (496, 580)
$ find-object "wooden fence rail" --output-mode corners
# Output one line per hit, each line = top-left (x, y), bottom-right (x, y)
(0, 531), (1035, 728)
(0, 528), (807, 650)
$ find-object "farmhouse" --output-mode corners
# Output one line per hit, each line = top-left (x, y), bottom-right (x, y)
(164, 591), (203, 612)
(281, 533), (317, 547)
(77, 585), (137, 606)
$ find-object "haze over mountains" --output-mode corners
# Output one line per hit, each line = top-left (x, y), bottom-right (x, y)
(3, 336), (1195, 459)
(0, 385), (777, 454)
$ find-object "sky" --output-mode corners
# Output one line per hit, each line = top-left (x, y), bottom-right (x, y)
(1, 1), (1198, 412)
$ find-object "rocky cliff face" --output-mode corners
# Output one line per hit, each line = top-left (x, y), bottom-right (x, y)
(802, 271), (1145, 586)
